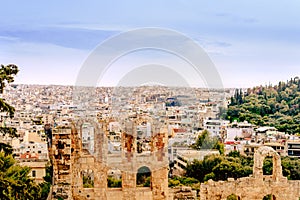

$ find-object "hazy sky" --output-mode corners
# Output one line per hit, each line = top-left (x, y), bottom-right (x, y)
(0, 0), (299, 88)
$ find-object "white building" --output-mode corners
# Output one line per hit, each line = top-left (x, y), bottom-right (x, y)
(173, 150), (220, 175)
(81, 123), (95, 155)
(203, 118), (229, 137)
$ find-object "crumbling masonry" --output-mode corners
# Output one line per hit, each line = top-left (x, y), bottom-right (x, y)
(50, 118), (170, 200)
(50, 121), (300, 200)
(200, 146), (300, 200)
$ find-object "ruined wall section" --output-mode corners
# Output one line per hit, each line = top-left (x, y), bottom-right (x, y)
(253, 146), (283, 181)
(51, 118), (170, 200)
(51, 127), (72, 200)
(71, 119), (108, 200)
(200, 146), (300, 200)
(201, 177), (300, 200)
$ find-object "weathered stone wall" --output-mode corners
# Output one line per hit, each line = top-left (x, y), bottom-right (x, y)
(170, 186), (197, 200)
(200, 177), (300, 200)
(51, 122), (300, 200)
(152, 167), (169, 200)
(51, 118), (170, 200)
(51, 128), (72, 200)
(200, 146), (300, 200)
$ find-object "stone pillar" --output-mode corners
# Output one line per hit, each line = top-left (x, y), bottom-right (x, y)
(122, 171), (136, 200)
(152, 167), (169, 200)
(272, 154), (283, 181)
(94, 120), (107, 163)
(94, 163), (108, 199)
(71, 163), (82, 195)
(253, 150), (264, 180)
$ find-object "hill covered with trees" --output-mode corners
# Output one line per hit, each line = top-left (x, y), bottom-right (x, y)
(226, 77), (300, 134)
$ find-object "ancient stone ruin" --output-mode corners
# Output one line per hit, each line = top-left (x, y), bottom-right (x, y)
(50, 118), (300, 200)
(200, 146), (300, 200)
(50, 118), (170, 200)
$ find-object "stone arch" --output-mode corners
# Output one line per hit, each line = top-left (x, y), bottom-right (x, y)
(253, 146), (283, 181)
(262, 194), (276, 200)
(226, 193), (241, 200)
(136, 166), (152, 188)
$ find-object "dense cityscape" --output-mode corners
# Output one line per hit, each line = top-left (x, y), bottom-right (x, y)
(1, 64), (300, 199)
(1, 1), (300, 199)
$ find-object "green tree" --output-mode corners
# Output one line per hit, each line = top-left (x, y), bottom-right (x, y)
(0, 152), (41, 199)
(136, 166), (151, 187)
(185, 154), (223, 182)
(186, 151), (300, 183)
(168, 179), (181, 187)
(82, 173), (94, 188)
(186, 151), (253, 182)
(228, 150), (240, 158)
(0, 64), (46, 199)
(0, 64), (19, 155)
(39, 164), (53, 199)
(168, 176), (200, 190)
(281, 157), (300, 180)
(107, 177), (122, 188)
(263, 194), (274, 200)
(211, 158), (252, 181)
(192, 130), (224, 154)
(214, 142), (225, 155)
(227, 77), (300, 134)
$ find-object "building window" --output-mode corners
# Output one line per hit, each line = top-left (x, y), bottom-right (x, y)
(32, 170), (36, 177)
(291, 144), (300, 149)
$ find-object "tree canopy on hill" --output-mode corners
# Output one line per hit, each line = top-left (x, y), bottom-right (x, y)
(226, 77), (300, 134)
(185, 151), (300, 182)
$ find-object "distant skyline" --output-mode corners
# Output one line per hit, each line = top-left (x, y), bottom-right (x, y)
(1, 0), (300, 88)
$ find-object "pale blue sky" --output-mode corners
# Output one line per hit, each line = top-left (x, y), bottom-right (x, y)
(0, 0), (300, 88)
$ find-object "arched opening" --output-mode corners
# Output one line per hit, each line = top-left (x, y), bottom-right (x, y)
(81, 123), (95, 155)
(136, 166), (151, 187)
(253, 146), (283, 180)
(107, 121), (122, 154)
(227, 194), (241, 200)
(263, 156), (273, 175)
(107, 168), (122, 188)
(82, 169), (94, 188)
(263, 194), (276, 200)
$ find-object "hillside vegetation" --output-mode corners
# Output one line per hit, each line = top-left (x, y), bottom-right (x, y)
(227, 77), (300, 134)
(185, 151), (300, 182)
